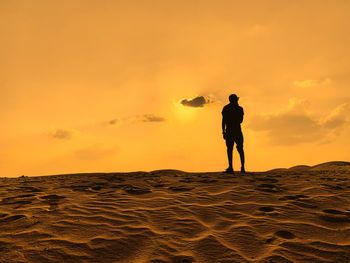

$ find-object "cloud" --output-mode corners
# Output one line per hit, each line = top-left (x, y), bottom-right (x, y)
(293, 80), (317, 88)
(74, 144), (118, 160)
(140, 114), (166, 122)
(293, 78), (332, 88)
(321, 103), (349, 130)
(248, 98), (349, 145)
(104, 114), (165, 127)
(101, 118), (123, 127)
(108, 119), (120, 125)
(180, 96), (213, 108)
(49, 129), (74, 140)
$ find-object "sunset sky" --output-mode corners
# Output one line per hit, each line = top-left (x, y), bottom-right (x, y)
(1, 0), (349, 177)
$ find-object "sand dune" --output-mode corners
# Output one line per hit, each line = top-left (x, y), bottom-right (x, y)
(1, 162), (350, 262)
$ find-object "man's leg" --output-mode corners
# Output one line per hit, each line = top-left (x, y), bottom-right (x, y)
(226, 139), (234, 171)
(236, 132), (245, 173)
(237, 144), (245, 172)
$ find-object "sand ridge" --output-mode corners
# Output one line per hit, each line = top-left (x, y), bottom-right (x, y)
(1, 162), (350, 262)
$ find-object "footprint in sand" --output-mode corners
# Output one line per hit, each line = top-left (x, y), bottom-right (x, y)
(124, 186), (152, 195)
(0, 194), (35, 205)
(0, 214), (26, 224)
(323, 209), (346, 215)
(40, 195), (66, 201)
(259, 207), (275, 212)
(0, 198), (32, 205)
(279, 195), (309, 201)
(40, 195), (66, 211)
(321, 184), (343, 190)
(17, 194), (36, 198)
(169, 255), (195, 263)
(256, 184), (281, 193)
(144, 178), (166, 188)
(105, 176), (125, 183)
(153, 183), (166, 187)
(259, 255), (293, 263)
(197, 179), (218, 183)
(17, 186), (43, 192)
(319, 209), (350, 223)
(89, 182), (109, 191)
(257, 178), (279, 183)
(71, 185), (91, 192)
(292, 201), (318, 209)
(274, 230), (295, 239)
(278, 195), (318, 209)
(168, 186), (194, 192)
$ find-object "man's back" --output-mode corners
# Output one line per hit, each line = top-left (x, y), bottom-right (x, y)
(222, 103), (244, 131)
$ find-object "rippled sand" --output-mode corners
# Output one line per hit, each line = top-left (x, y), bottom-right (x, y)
(1, 161), (350, 262)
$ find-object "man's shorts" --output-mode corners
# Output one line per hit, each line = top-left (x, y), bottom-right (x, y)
(225, 129), (243, 148)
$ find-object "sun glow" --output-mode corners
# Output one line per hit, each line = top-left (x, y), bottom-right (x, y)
(173, 101), (199, 122)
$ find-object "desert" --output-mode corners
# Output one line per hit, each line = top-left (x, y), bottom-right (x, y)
(1, 161), (350, 262)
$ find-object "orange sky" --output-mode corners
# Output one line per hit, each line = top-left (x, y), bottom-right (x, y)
(1, 0), (350, 177)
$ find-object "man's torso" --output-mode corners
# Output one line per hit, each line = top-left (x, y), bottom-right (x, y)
(222, 103), (243, 132)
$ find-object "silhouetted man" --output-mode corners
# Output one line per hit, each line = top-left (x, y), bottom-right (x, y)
(222, 94), (245, 173)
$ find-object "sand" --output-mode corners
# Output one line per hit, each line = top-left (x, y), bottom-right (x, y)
(1, 161), (350, 263)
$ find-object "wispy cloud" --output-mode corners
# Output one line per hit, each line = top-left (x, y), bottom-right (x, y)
(49, 129), (75, 140)
(321, 103), (349, 130)
(293, 78), (332, 88)
(248, 98), (349, 145)
(140, 114), (166, 122)
(104, 114), (166, 126)
(108, 119), (120, 125)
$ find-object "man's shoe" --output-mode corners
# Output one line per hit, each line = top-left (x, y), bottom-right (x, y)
(224, 168), (234, 174)
(241, 167), (246, 173)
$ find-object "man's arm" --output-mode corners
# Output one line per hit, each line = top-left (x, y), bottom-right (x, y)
(239, 107), (244, 124)
(222, 114), (226, 139)
(222, 117), (225, 133)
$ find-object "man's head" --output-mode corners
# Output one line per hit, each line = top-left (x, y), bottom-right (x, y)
(229, 94), (239, 103)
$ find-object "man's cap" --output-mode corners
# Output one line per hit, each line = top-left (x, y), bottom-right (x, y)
(229, 94), (239, 102)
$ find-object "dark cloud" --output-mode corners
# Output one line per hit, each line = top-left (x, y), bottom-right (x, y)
(181, 96), (213, 108)
(248, 99), (349, 145)
(141, 114), (166, 122)
(101, 118), (122, 127)
(49, 129), (74, 140)
(108, 119), (119, 125)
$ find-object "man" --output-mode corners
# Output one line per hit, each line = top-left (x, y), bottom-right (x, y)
(222, 94), (245, 173)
